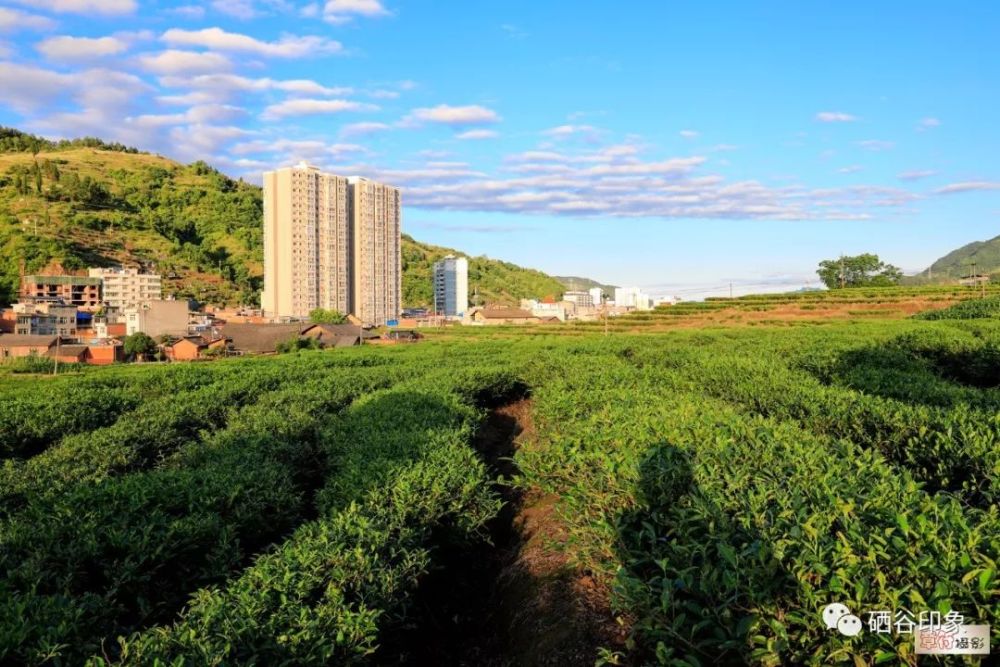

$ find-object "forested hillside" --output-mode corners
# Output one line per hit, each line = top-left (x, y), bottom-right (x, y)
(0, 127), (580, 309)
(0, 129), (262, 307)
(401, 234), (566, 307)
(905, 233), (1000, 284)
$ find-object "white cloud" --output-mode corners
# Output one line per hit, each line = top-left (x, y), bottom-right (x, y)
(456, 129), (499, 140)
(166, 5), (206, 19)
(300, 3), (321, 17)
(857, 139), (894, 151)
(161, 27), (342, 58)
(10, 0), (136, 15)
(935, 181), (1000, 195)
(0, 7), (56, 32)
(0, 62), (68, 112)
(334, 143), (919, 221)
(542, 124), (598, 140)
(917, 117), (941, 131)
(261, 98), (377, 120)
(160, 73), (351, 100)
(130, 104), (246, 128)
(339, 121), (390, 137)
(36, 35), (129, 60)
(815, 111), (858, 123)
(403, 104), (501, 127)
(231, 139), (369, 164)
(138, 50), (233, 75)
(211, 0), (258, 19)
(169, 124), (252, 161)
(837, 165), (863, 174)
(323, 0), (390, 24)
(679, 129), (699, 139)
(897, 169), (937, 181)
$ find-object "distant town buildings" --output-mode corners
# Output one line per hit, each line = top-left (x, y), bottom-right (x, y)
(563, 290), (594, 308)
(433, 255), (469, 318)
(12, 298), (78, 336)
(614, 286), (652, 311)
(262, 163), (401, 326)
(88, 267), (162, 309)
(588, 287), (604, 307)
(123, 300), (190, 339)
(22, 273), (101, 307)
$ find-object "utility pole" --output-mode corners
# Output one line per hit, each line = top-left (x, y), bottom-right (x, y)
(839, 256), (846, 289)
(603, 293), (609, 337)
(52, 335), (60, 376)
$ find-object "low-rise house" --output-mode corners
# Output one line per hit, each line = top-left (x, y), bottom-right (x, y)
(12, 298), (78, 336)
(124, 300), (191, 339)
(0, 309), (14, 333)
(367, 329), (423, 345)
(467, 307), (540, 325)
(86, 343), (124, 365)
(0, 334), (58, 359)
(301, 323), (379, 348)
(221, 323), (305, 354)
(163, 336), (209, 361)
(22, 272), (101, 307)
(48, 344), (89, 364)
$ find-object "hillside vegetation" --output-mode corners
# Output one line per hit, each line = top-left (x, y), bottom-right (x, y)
(401, 234), (566, 307)
(0, 127), (581, 309)
(905, 233), (1000, 284)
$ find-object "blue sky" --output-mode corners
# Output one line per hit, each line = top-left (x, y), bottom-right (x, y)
(1, 0), (999, 296)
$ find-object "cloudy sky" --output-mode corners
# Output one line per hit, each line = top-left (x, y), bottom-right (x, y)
(1, 1), (999, 295)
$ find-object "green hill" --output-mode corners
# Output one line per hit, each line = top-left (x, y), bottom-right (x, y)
(905, 233), (1000, 284)
(0, 127), (583, 309)
(402, 235), (566, 307)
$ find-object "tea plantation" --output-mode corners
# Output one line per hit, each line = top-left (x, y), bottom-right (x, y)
(1, 313), (998, 664)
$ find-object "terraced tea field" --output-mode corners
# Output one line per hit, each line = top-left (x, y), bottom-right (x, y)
(1, 303), (998, 665)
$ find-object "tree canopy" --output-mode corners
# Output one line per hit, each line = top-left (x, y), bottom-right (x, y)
(308, 308), (348, 324)
(123, 332), (157, 361)
(817, 254), (902, 289)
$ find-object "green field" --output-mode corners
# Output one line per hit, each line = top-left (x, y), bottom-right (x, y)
(2, 308), (999, 664)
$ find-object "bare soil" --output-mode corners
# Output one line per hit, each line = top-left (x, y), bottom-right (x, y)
(376, 399), (624, 666)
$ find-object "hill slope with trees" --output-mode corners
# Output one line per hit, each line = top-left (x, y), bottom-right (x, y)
(0, 127), (584, 309)
(905, 233), (1000, 283)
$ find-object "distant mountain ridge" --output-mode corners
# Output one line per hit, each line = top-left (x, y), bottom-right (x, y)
(905, 233), (1000, 284)
(0, 127), (600, 309)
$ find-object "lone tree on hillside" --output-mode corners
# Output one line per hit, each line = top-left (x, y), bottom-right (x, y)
(817, 254), (902, 289)
(308, 308), (348, 324)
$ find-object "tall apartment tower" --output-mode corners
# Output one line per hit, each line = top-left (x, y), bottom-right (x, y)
(348, 176), (401, 326)
(262, 164), (401, 325)
(263, 163), (351, 319)
(433, 255), (469, 317)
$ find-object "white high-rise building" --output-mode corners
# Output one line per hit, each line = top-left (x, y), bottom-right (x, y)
(614, 286), (652, 310)
(88, 267), (162, 309)
(262, 163), (401, 325)
(563, 290), (594, 308)
(588, 287), (604, 307)
(433, 255), (469, 318)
